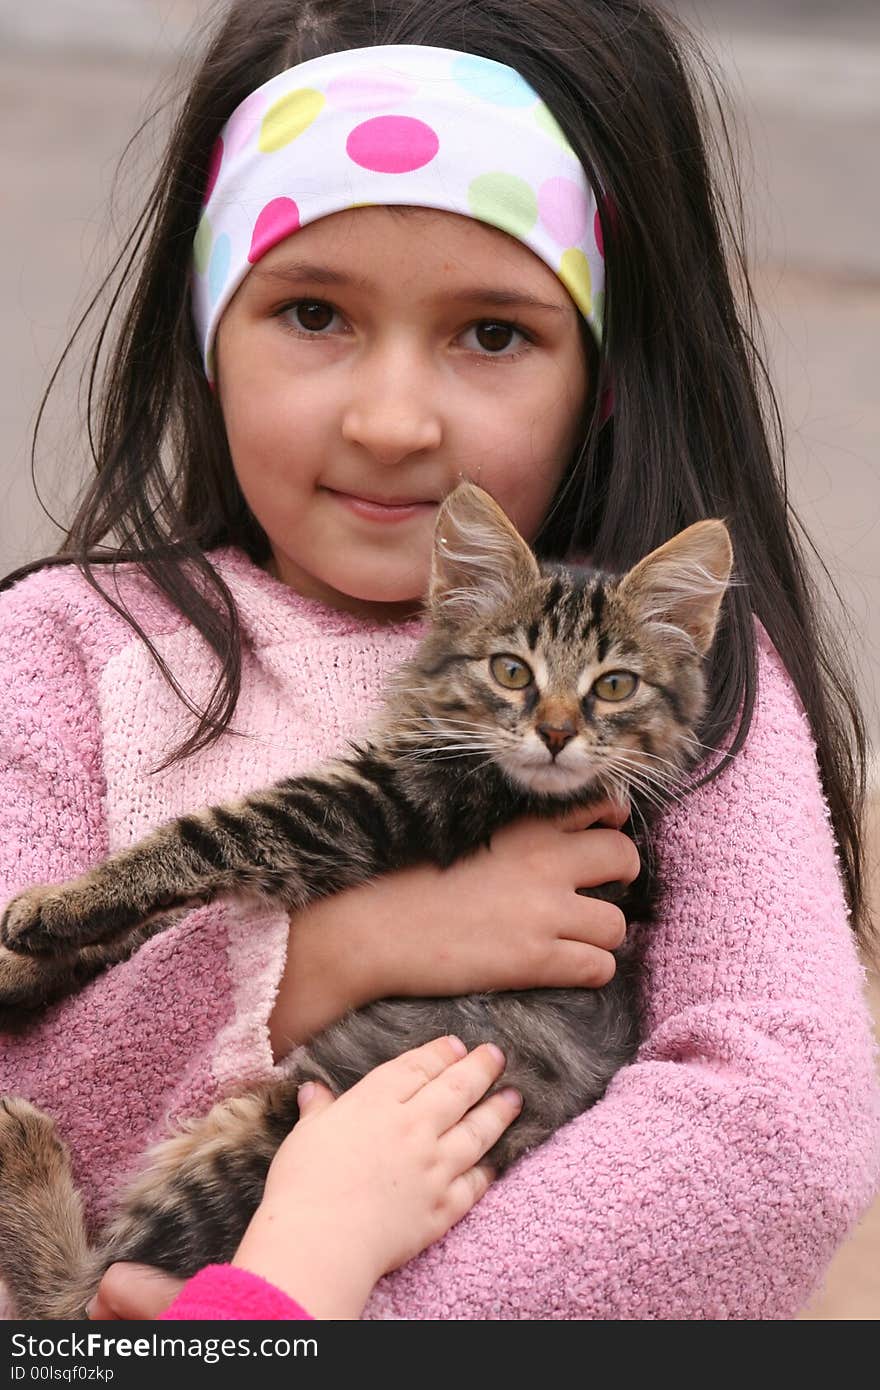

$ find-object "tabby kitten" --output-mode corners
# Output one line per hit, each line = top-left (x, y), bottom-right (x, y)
(0, 483), (732, 1319)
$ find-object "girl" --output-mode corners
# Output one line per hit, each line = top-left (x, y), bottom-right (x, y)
(1, 0), (877, 1320)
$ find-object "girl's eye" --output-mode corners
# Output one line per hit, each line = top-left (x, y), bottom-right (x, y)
(278, 305), (528, 355)
(592, 671), (639, 702)
(281, 301), (340, 334)
(490, 654), (534, 690)
(462, 321), (530, 358)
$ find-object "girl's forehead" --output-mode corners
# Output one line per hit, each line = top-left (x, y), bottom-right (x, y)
(252, 205), (574, 305)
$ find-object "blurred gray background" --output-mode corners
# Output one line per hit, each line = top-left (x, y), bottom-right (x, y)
(1, 0), (878, 1318)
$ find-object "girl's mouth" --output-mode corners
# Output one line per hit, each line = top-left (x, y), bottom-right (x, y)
(324, 488), (437, 524)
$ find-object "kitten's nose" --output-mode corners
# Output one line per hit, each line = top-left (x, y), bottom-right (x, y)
(536, 721), (577, 757)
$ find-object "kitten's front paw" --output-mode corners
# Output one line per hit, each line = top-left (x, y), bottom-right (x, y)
(0, 944), (51, 1009)
(0, 885), (79, 955)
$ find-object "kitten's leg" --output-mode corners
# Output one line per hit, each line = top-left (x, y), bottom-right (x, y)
(0, 1098), (101, 1320)
(97, 1078), (305, 1279)
(0, 892), (300, 1315)
(0, 837), (200, 954)
(0, 922), (174, 1020)
(0, 1081), (306, 1318)
(0, 760), (393, 955)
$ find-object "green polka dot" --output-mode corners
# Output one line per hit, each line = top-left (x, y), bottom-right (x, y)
(534, 102), (576, 156)
(559, 248), (592, 316)
(193, 214), (212, 275)
(467, 173), (538, 239)
(592, 288), (604, 335)
(259, 88), (325, 152)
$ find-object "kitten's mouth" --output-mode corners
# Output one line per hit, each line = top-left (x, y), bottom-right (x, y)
(497, 751), (596, 797)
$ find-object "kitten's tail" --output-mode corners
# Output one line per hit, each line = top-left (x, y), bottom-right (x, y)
(0, 1098), (102, 1319)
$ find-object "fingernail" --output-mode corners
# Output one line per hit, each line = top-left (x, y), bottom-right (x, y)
(84, 1298), (95, 1319)
(447, 1035), (467, 1058)
(297, 1082), (316, 1106)
(485, 1043), (506, 1066)
(498, 1087), (523, 1109)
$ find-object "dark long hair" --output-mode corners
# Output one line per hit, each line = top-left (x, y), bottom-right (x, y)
(4, 0), (871, 944)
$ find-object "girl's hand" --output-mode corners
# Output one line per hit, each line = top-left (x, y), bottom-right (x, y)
(89, 1037), (518, 1321)
(234, 1035), (519, 1317)
(272, 799), (638, 1052)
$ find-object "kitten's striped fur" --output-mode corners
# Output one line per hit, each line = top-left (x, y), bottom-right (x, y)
(0, 483), (732, 1318)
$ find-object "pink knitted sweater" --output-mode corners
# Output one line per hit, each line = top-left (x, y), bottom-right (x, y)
(0, 549), (877, 1320)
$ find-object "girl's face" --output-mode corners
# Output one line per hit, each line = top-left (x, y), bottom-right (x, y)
(214, 206), (589, 620)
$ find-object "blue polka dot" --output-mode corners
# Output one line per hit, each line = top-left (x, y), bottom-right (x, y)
(208, 233), (231, 306)
(451, 54), (537, 107)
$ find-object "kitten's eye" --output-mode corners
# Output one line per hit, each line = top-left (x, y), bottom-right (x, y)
(593, 671), (639, 702)
(490, 654), (534, 690)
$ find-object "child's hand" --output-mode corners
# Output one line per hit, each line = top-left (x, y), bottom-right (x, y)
(89, 1037), (518, 1321)
(234, 1035), (519, 1317)
(274, 799), (638, 1049)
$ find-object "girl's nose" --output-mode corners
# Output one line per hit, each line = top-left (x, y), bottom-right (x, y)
(340, 342), (443, 466)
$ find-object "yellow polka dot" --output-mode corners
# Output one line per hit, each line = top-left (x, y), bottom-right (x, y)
(558, 248), (592, 317)
(259, 88), (325, 152)
(593, 289), (605, 337)
(534, 102), (577, 156)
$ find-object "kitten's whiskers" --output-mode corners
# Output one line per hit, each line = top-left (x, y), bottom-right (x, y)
(593, 751), (687, 814)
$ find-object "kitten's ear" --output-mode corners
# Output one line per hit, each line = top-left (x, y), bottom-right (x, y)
(617, 520), (734, 655)
(428, 483), (540, 624)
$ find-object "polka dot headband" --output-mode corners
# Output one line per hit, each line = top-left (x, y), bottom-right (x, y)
(192, 44), (605, 379)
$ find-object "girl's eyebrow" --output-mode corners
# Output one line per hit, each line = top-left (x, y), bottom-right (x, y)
(451, 291), (563, 313)
(251, 260), (565, 314)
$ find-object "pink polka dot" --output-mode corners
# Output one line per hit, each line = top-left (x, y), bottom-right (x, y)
(346, 116), (439, 174)
(537, 177), (589, 247)
(204, 137), (223, 204)
(326, 73), (417, 110)
(225, 89), (271, 159)
(248, 197), (301, 264)
(595, 198), (619, 256)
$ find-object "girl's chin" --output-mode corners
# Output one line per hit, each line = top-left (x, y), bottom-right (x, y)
(293, 573), (426, 619)
(265, 554), (426, 611)
(336, 583), (426, 613)
(317, 570), (429, 611)
(327, 596), (425, 623)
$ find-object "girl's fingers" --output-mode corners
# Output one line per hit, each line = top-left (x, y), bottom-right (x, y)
(551, 937), (618, 988)
(443, 1163), (496, 1227)
(441, 1086), (524, 1175)
(561, 826), (641, 887)
(295, 1081), (336, 1118)
(411, 1042), (508, 1132)
(554, 798), (631, 832)
(568, 900), (628, 951)
(87, 1263), (184, 1320)
(367, 1035), (470, 1102)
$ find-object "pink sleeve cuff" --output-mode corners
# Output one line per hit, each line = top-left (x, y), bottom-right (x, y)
(160, 1265), (314, 1321)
